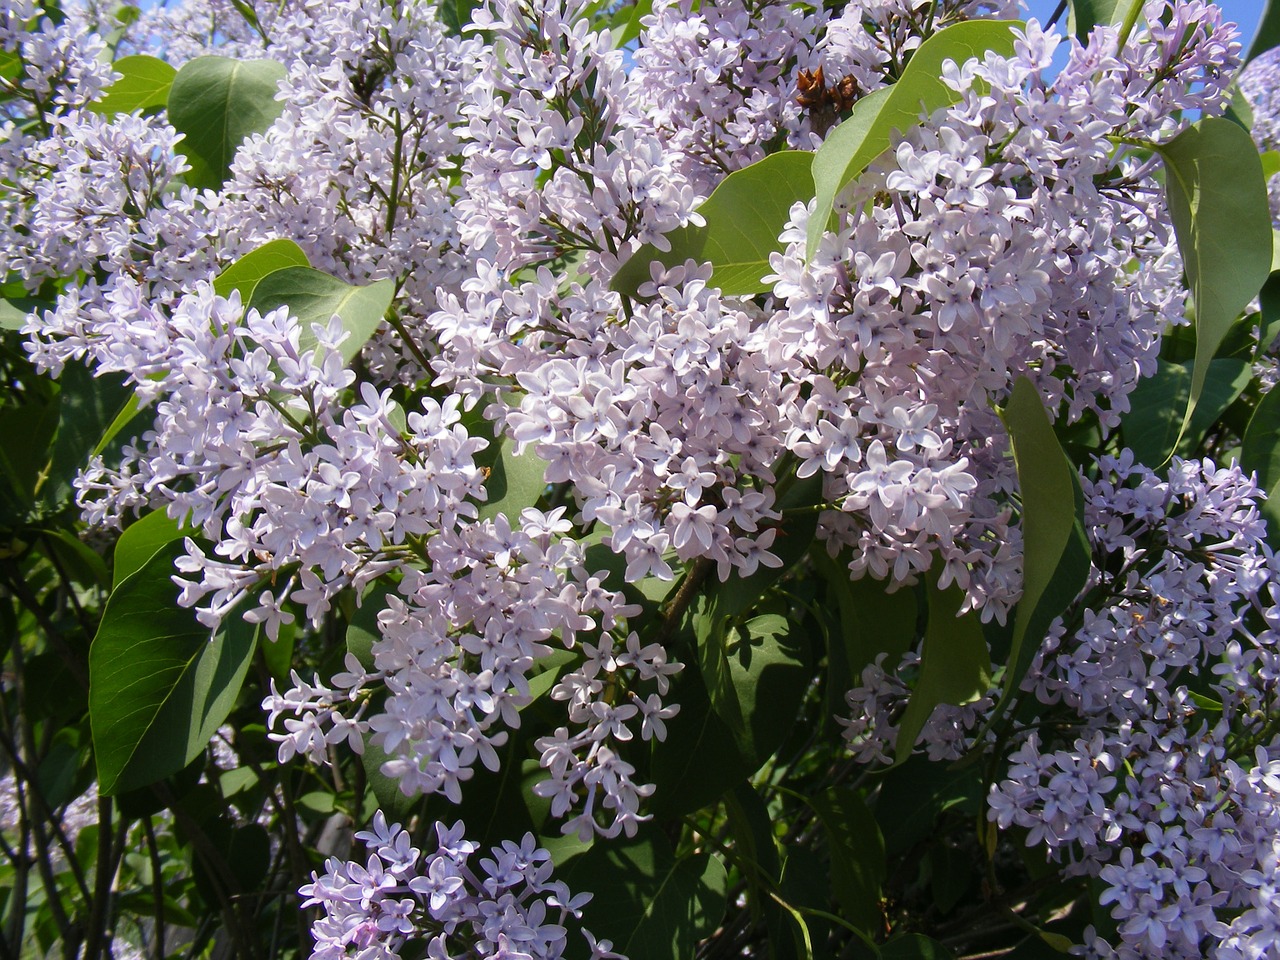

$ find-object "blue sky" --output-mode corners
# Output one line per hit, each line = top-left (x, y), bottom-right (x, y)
(1024, 0), (1265, 47)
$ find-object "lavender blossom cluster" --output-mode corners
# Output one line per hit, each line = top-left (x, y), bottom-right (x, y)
(2, 0), (1273, 956)
(302, 813), (617, 960)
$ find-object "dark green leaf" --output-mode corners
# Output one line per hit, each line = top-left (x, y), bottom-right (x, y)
(815, 549), (918, 676)
(929, 843), (972, 914)
(91, 389), (145, 459)
(879, 934), (955, 960)
(707, 471), (823, 620)
(212, 238), (311, 301)
(167, 56), (287, 190)
(90, 544), (258, 794)
(248, 266), (396, 364)
(346, 582), (394, 669)
(807, 21), (1022, 257)
(810, 787), (885, 932)
(561, 827), (728, 960)
(360, 740), (420, 823)
(44, 365), (132, 503)
(613, 150), (814, 297)
(1155, 119), (1272, 444)
(112, 509), (189, 588)
(992, 378), (1089, 715)
(894, 576), (990, 763)
(608, 0), (653, 49)
(1067, 0), (1142, 42)
(476, 432), (546, 522)
(1242, 385), (1280, 544)
(1246, 0), (1280, 65)
(89, 54), (176, 115)
(651, 610), (811, 816)
(40, 529), (109, 587)
(1120, 358), (1251, 466)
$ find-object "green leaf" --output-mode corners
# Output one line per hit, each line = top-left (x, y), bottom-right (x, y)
(1120, 358), (1251, 465)
(112, 509), (189, 588)
(1263, 151), (1280, 183)
(44, 365), (133, 504)
(346, 582), (393, 670)
(1246, 0), (1280, 65)
(91, 389), (145, 458)
(613, 151), (815, 297)
(212, 239), (311, 301)
(706, 471), (823, 621)
(815, 550), (918, 676)
(40, 529), (109, 587)
(1155, 119), (1272, 447)
(90, 543), (258, 795)
(894, 576), (991, 764)
(807, 20), (1022, 258)
(360, 740), (420, 823)
(248, 267), (396, 364)
(561, 827), (728, 960)
(810, 787), (885, 932)
(476, 432), (547, 523)
(1067, 0), (1143, 42)
(0, 295), (45, 331)
(880, 934), (955, 960)
(1242, 386), (1280, 544)
(992, 377), (1090, 715)
(651, 609), (811, 817)
(89, 55), (176, 115)
(439, 0), (485, 34)
(167, 55), (287, 190)
(608, 0), (653, 49)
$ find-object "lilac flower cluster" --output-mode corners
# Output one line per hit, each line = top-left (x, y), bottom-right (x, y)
(840, 454), (1280, 957)
(768, 4), (1236, 615)
(1238, 46), (1280, 227)
(989, 454), (1280, 959)
(4, 3), (1271, 955)
(302, 813), (618, 960)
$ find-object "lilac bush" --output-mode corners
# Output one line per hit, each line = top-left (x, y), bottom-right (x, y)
(0, 1), (1278, 959)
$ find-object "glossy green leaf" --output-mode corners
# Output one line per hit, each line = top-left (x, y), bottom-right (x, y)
(360, 740), (421, 823)
(346, 582), (394, 670)
(607, 0), (652, 48)
(1067, 0), (1142, 42)
(40, 529), (109, 588)
(112, 509), (189, 588)
(476, 432), (547, 522)
(91, 389), (145, 458)
(894, 577), (991, 763)
(212, 239), (311, 301)
(561, 827), (728, 960)
(0, 295), (44, 331)
(89, 54), (176, 115)
(1121, 358), (1251, 465)
(807, 20), (1022, 257)
(810, 787), (885, 932)
(880, 934), (956, 960)
(1156, 119), (1272, 446)
(707, 471), (823, 620)
(651, 610), (811, 816)
(90, 543), (258, 795)
(1242, 386), (1280, 544)
(993, 377), (1090, 714)
(248, 267), (395, 364)
(44, 365), (132, 504)
(613, 151), (815, 297)
(815, 549), (918, 676)
(167, 56), (287, 190)
(1263, 151), (1280, 183)
(1246, 0), (1280, 65)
